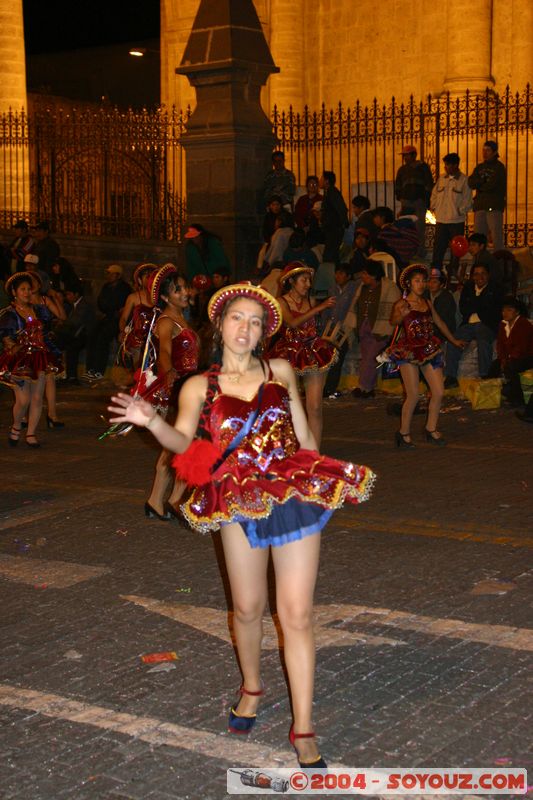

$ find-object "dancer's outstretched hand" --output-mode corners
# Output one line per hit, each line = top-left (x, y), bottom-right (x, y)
(108, 393), (156, 427)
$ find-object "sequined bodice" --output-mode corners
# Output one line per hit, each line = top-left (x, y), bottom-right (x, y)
(278, 311), (318, 344)
(402, 308), (434, 343)
(171, 327), (199, 376)
(207, 381), (299, 473)
(132, 303), (153, 336)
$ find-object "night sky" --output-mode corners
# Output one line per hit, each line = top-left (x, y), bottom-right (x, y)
(23, 0), (160, 54)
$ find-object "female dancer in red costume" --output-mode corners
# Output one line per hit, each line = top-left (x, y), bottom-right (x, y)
(108, 282), (375, 767)
(29, 272), (67, 428)
(0, 273), (63, 447)
(267, 262), (337, 447)
(140, 265), (200, 520)
(118, 263), (157, 371)
(387, 264), (465, 448)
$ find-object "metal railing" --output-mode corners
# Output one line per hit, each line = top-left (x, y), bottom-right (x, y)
(0, 86), (531, 247)
(273, 85), (532, 248)
(0, 104), (189, 241)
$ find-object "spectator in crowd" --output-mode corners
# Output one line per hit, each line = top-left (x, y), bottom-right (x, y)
(283, 228), (320, 270)
(343, 195), (372, 250)
(262, 213), (295, 273)
(373, 206), (419, 268)
(32, 221), (60, 276)
(427, 268), (457, 341)
(212, 265), (231, 290)
(294, 176), (322, 230)
(322, 264), (359, 398)
(444, 264), (503, 387)
(7, 220), (34, 273)
(262, 150), (296, 210)
(23, 254), (50, 292)
(50, 257), (79, 293)
(55, 280), (96, 384)
(350, 259), (401, 398)
(488, 297), (533, 406)
(184, 224), (231, 283)
(468, 140), (506, 252)
(430, 153), (472, 275)
(467, 233), (503, 286)
(349, 228), (371, 275)
(395, 144), (434, 258)
(82, 264), (131, 381)
(262, 195), (285, 246)
(306, 200), (325, 249)
(319, 171), (348, 265)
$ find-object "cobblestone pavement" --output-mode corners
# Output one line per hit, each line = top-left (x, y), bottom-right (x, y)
(0, 381), (531, 800)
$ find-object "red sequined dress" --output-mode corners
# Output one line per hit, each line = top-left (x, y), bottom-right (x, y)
(135, 318), (199, 412)
(385, 307), (443, 367)
(0, 305), (63, 385)
(177, 363), (375, 547)
(123, 303), (154, 353)
(267, 300), (337, 375)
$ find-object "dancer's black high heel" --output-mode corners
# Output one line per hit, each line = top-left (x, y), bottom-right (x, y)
(144, 502), (171, 521)
(8, 427), (21, 447)
(424, 429), (447, 446)
(228, 686), (264, 734)
(26, 434), (41, 449)
(47, 415), (65, 429)
(395, 431), (415, 449)
(289, 725), (328, 768)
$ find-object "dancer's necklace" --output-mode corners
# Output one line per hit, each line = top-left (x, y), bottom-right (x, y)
(289, 292), (305, 310)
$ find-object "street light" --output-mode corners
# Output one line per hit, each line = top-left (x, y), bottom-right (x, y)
(129, 48), (146, 57)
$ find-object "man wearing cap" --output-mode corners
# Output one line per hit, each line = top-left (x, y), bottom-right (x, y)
(184, 224), (231, 283)
(32, 221), (60, 276)
(468, 141), (507, 252)
(430, 153), (473, 274)
(83, 265), (131, 381)
(395, 145), (434, 259)
(8, 220), (34, 274)
(23, 254), (50, 293)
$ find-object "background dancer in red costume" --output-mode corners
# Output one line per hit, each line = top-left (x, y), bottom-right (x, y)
(0, 272), (63, 447)
(108, 282), (375, 768)
(267, 262), (337, 447)
(387, 264), (465, 449)
(118, 263), (157, 372)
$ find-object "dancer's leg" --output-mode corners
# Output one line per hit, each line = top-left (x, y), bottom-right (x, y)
(45, 374), (58, 419)
(420, 363), (445, 434)
(27, 375), (45, 438)
(272, 533), (321, 761)
(303, 371), (326, 448)
(12, 382), (31, 430)
(399, 363), (421, 440)
(220, 523), (269, 715)
(146, 449), (174, 514)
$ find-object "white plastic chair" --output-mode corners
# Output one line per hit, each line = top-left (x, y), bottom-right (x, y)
(367, 251), (397, 283)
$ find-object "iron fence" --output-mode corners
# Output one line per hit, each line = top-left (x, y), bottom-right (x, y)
(273, 85), (533, 248)
(0, 86), (531, 247)
(0, 104), (189, 240)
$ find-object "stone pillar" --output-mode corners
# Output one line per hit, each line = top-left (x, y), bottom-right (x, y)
(176, 0), (279, 277)
(0, 0), (29, 219)
(267, 0), (304, 111)
(443, 0), (495, 95)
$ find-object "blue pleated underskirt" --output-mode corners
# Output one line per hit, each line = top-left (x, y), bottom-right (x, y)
(222, 496), (333, 549)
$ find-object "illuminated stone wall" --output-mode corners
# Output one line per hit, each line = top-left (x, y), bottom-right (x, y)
(161, 0), (533, 111)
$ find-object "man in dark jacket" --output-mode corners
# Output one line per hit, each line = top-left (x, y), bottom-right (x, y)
(395, 144), (434, 258)
(55, 280), (96, 383)
(468, 140), (506, 251)
(319, 171), (348, 264)
(32, 221), (60, 275)
(83, 265), (130, 381)
(8, 220), (34, 273)
(444, 264), (503, 386)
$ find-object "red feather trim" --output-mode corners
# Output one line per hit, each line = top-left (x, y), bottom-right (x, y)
(172, 439), (223, 486)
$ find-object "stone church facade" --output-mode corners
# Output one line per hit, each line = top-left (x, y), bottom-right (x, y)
(162, 0), (533, 113)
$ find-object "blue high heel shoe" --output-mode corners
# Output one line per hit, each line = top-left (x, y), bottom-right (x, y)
(227, 685), (264, 734)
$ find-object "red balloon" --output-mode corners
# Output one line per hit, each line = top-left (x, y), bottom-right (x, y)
(450, 235), (469, 258)
(192, 274), (212, 291)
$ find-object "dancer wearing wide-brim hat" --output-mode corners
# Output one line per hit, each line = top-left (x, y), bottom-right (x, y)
(108, 281), (375, 769)
(387, 263), (466, 449)
(267, 262), (338, 446)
